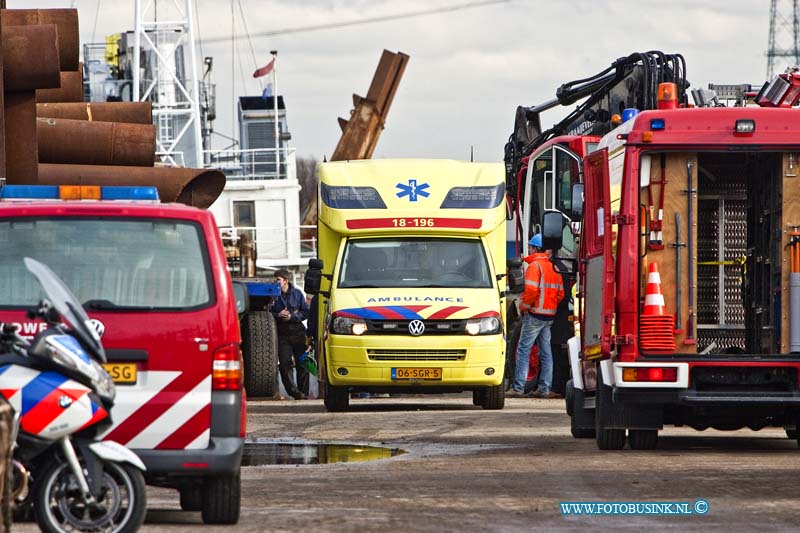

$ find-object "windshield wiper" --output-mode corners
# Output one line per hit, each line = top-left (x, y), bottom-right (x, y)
(83, 299), (121, 310)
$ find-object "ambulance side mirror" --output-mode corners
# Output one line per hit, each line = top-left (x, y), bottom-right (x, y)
(542, 211), (564, 251)
(304, 258), (324, 296)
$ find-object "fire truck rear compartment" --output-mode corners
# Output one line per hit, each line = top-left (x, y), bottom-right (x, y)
(642, 151), (795, 356)
(696, 152), (782, 354)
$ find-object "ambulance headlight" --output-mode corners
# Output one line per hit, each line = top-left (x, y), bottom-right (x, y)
(465, 316), (501, 335)
(332, 316), (368, 336)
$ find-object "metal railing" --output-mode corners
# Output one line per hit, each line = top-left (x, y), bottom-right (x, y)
(219, 224), (317, 260)
(203, 147), (296, 180)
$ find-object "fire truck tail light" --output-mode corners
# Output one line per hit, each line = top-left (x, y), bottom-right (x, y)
(622, 367), (678, 382)
(212, 344), (243, 390)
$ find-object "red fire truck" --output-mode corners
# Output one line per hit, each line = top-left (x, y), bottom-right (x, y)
(506, 51), (800, 449)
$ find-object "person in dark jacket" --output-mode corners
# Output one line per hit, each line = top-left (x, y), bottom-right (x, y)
(270, 269), (310, 399)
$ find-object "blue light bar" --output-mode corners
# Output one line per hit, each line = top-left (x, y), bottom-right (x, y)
(650, 118), (666, 130)
(0, 185), (60, 199)
(622, 108), (639, 122)
(100, 186), (160, 201)
(0, 184), (160, 201)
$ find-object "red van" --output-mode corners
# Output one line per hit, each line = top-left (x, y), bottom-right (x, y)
(0, 192), (244, 524)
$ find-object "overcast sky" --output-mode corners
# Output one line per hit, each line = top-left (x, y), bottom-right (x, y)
(12, 0), (776, 162)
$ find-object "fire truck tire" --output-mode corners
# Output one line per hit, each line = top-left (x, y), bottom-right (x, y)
(481, 384), (505, 410)
(472, 389), (486, 406)
(628, 429), (658, 450)
(241, 311), (279, 398)
(595, 384), (625, 450)
(324, 385), (350, 412)
(201, 472), (241, 524)
(179, 488), (202, 511)
(567, 380), (595, 438)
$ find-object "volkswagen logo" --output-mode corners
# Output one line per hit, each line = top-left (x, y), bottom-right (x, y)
(408, 320), (425, 336)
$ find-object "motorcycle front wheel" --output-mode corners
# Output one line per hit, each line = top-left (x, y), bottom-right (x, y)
(34, 459), (146, 533)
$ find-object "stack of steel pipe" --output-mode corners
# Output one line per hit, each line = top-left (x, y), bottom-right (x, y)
(0, 8), (224, 208)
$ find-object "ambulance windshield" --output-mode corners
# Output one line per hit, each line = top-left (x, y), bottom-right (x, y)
(339, 238), (493, 289)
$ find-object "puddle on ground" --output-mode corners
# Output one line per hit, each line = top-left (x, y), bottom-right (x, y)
(243, 439), (405, 466)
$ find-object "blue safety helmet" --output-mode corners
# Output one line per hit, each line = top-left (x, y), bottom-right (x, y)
(529, 234), (543, 248)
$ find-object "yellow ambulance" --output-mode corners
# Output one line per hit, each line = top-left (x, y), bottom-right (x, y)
(304, 159), (512, 411)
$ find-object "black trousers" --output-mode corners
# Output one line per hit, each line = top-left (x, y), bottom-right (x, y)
(277, 336), (309, 396)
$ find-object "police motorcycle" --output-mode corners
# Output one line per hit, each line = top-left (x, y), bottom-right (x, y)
(3, 258), (146, 533)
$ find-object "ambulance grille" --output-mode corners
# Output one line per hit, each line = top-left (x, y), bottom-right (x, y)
(365, 319), (466, 335)
(367, 349), (466, 361)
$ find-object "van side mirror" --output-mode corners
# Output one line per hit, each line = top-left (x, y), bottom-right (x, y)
(542, 211), (564, 251)
(571, 183), (584, 220)
(506, 258), (524, 294)
(304, 258), (323, 295)
(231, 281), (249, 315)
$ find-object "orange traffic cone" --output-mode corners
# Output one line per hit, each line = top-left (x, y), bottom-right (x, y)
(640, 261), (676, 353)
(643, 262), (666, 316)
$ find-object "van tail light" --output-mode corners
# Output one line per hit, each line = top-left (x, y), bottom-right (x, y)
(212, 343), (243, 390)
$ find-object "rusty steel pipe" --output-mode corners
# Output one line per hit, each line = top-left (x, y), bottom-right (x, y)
(2, 24), (60, 92)
(38, 117), (156, 167)
(4, 92), (38, 184)
(37, 102), (153, 124)
(38, 164), (226, 209)
(1, 9), (79, 72)
(36, 70), (83, 103)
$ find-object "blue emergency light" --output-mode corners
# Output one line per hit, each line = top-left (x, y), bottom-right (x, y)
(0, 185), (160, 201)
(650, 118), (666, 130)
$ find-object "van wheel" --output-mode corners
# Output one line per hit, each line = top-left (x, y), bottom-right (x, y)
(201, 472), (240, 525)
(472, 389), (486, 406)
(324, 385), (349, 412)
(179, 488), (202, 511)
(595, 383), (625, 450)
(628, 429), (658, 450)
(241, 311), (279, 398)
(481, 385), (505, 410)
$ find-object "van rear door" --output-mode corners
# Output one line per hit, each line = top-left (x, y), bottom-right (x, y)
(0, 214), (218, 450)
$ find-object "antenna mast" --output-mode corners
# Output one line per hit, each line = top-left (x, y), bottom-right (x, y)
(134, 0), (204, 168)
(767, 0), (800, 79)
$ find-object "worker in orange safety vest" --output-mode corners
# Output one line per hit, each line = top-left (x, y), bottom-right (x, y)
(507, 233), (565, 398)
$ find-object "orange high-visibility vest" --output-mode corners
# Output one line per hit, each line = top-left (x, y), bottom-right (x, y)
(519, 253), (565, 316)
